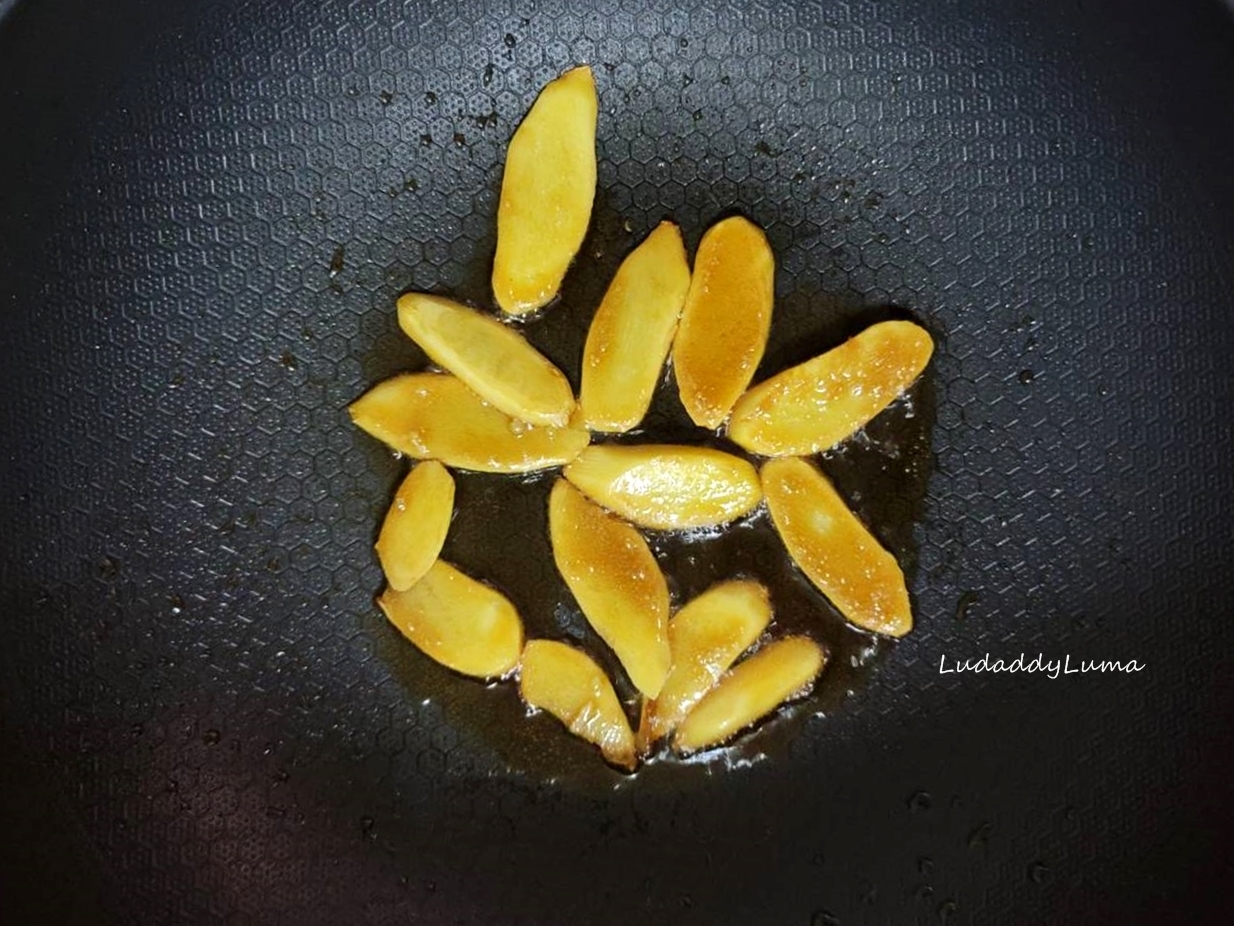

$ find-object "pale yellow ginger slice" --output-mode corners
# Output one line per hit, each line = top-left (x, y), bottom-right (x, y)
(375, 460), (455, 591)
(378, 560), (523, 679)
(579, 221), (691, 432)
(493, 65), (598, 315)
(520, 639), (638, 770)
(349, 373), (589, 474)
(642, 580), (772, 746)
(673, 636), (825, 754)
(548, 479), (671, 698)
(563, 443), (761, 530)
(762, 456), (912, 637)
(672, 216), (774, 428)
(729, 320), (934, 455)
(397, 293), (576, 427)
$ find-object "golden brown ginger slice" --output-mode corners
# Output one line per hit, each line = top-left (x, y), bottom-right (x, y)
(378, 560), (523, 679)
(579, 221), (691, 432)
(673, 636), (825, 754)
(349, 373), (589, 474)
(672, 216), (775, 428)
(729, 320), (934, 456)
(548, 479), (671, 698)
(375, 460), (455, 591)
(762, 457), (912, 636)
(520, 639), (637, 770)
(493, 65), (598, 315)
(563, 443), (761, 530)
(642, 580), (772, 746)
(398, 293), (575, 427)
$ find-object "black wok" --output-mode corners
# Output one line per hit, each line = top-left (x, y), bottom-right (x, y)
(2, 0), (1233, 923)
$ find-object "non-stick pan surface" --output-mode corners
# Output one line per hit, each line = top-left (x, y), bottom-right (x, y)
(2, 0), (1233, 923)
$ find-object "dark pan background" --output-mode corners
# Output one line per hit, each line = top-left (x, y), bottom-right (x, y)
(2, 0), (1234, 923)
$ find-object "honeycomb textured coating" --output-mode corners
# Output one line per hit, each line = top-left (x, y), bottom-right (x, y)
(1, 0), (1234, 923)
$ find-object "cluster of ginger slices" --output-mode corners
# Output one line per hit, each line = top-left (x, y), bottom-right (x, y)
(349, 65), (934, 769)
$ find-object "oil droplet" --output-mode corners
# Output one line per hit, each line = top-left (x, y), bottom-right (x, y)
(1028, 861), (1050, 884)
(811, 911), (840, 926)
(453, 132), (467, 147)
(379, 90), (394, 106)
(131, 723), (144, 737)
(98, 555), (121, 580)
(202, 729), (221, 746)
(329, 245), (345, 278)
(1018, 369), (1035, 384)
(915, 885), (934, 901)
(938, 899), (959, 922)
(967, 821), (993, 848)
(361, 816), (377, 840)
(424, 91), (437, 105)
(279, 350), (298, 371)
(503, 33), (516, 48)
(908, 789), (933, 813)
(954, 590), (979, 621)
(168, 593), (185, 615)
(420, 133), (433, 147)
